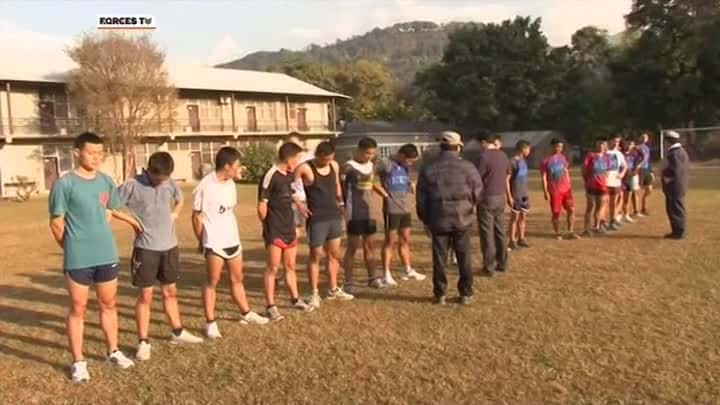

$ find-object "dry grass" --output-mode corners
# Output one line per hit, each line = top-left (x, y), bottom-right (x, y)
(1, 169), (719, 404)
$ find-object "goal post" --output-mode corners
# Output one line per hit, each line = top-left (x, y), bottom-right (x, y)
(660, 126), (720, 166)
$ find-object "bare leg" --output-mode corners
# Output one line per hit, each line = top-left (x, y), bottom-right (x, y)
(518, 213), (527, 240)
(283, 245), (300, 300)
(326, 238), (342, 290)
(584, 194), (595, 232)
(161, 284), (182, 330)
(308, 246), (324, 292)
(65, 275), (89, 362)
(203, 255), (224, 322)
(363, 235), (377, 281)
(264, 245), (282, 307)
(95, 279), (119, 354)
(398, 227), (412, 270)
(508, 212), (518, 242)
(343, 236), (361, 285)
(382, 231), (396, 274)
(227, 256), (250, 313)
(136, 287), (153, 341)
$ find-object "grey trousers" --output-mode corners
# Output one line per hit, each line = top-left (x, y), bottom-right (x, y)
(478, 195), (508, 272)
(664, 192), (686, 237)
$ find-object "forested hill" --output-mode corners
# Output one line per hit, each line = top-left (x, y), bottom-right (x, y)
(217, 21), (465, 86)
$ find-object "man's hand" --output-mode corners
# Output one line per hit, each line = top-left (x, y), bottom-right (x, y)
(171, 212), (179, 222)
(544, 191), (550, 201)
(297, 203), (312, 219)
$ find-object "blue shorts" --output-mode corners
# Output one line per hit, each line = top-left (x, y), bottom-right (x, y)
(65, 263), (119, 286)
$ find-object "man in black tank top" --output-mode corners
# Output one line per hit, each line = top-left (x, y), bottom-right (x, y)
(295, 141), (355, 308)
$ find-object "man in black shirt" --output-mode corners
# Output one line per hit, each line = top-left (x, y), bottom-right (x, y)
(258, 142), (314, 321)
(295, 141), (355, 309)
(661, 131), (690, 239)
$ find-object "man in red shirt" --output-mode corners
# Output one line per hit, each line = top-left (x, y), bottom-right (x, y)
(540, 138), (579, 240)
(582, 138), (610, 236)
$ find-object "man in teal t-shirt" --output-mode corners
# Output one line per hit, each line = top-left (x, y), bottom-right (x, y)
(48, 132), (141, 383)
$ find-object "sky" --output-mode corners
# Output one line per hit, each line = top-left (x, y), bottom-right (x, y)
(0, 0), (631, 69)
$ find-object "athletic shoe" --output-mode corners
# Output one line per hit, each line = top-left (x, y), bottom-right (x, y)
(623, 214), (636, 223)
(205, 322), (222, 339)
(309, 291), (321, 309)
(240, 311), (269, 325)
(508, 240), (518, 251)
(608, 222), (621, 231)
(615, 215), (623, 224)
(402, 269), (426, 281)
(460, 296), (474, 305)
(640, 210), (650, 217)
(383, 272), (398, 288)
(555, 234), (564, 241)
(135, 341), (151, 361)
(170, 330), (203, 345)
(266, 306), (285, 322)
(368, 278), (386, 289)
(664, 233), (685, 240)
(517, 239), (530, 248)
(70, 360), (90, 383)
(291, 298), (315, 313)
(581, 230), (593, 238)
(343, 282), (357, 295)
(433, 296), (447, 305)
(327, 287), (354, 301)
(107, 350), (135, 369)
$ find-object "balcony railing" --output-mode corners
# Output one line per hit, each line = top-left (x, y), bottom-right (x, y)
(5, 117), (335, 137)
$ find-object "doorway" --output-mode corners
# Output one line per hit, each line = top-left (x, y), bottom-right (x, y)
(191, 151), (203, 181)
(43, 157), (59, 190)
(187, 104), (200, 132)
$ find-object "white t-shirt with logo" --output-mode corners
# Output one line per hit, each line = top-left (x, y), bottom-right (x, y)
(192, 172), (240, 249)
(606, 149), (627, 188)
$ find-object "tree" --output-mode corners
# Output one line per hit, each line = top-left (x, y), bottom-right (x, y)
(67, 33), (177, 180)
(415, 17), (557, 130)
(613, 0), (720, 129)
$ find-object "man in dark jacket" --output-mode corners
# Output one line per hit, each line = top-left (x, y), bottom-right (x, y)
(661, 131), (689, 239)
(417, 131), (483, 305)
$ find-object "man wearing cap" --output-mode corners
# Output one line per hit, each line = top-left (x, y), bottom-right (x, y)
(416, 131), (483, 305)
(661, 131), (689, 239)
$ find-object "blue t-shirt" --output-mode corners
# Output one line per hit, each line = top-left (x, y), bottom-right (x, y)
(376, 157), (412, 215)
(510, 157), (529, 199)
(49, 171), (121, 270)
(638, 144), (651, 169)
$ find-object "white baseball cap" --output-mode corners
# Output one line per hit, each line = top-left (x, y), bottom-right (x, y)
(665, 130), (680, 140)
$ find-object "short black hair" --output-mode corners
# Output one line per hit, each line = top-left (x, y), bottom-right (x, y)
(147, 151), (174, 176)
(286, 132), (302, 142)
(594, 136), (607, 145)
(515, 140), (530, 151)
(315, 141), (335, 157)
(488, 133), (502, 142)
(398, 144), (419, 158)
(550, 137), (564, 146)
(357, 137), (378, 150)
(73, 132), (103, 149)
(215, 146), (241, 171)
(278, 142), (303, 162)
(472, 128), (490, 142)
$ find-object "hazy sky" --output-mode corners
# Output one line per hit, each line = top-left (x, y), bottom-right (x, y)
(0, 0), (630, 67)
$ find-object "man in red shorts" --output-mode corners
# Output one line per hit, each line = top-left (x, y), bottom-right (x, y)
(541, 138), (579, 240)
(582, 138), (610, 236)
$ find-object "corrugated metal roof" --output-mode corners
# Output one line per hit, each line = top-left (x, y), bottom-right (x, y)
(0, 58), (348, 99)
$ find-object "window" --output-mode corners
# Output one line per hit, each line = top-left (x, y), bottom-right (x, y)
(179, 142), (190, 151)
(168, 142), (178, 151)
(43, 144), (75, 173)
(191, 142), (200, 150)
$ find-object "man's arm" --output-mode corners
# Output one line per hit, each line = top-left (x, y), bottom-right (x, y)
(415, 169), (427, 224)
(257, 201), (268, 221)
(373, 183), (390, 199)
(505, 174), (513, 208)
(541, 170), (550, 200)
(50, 216), (65, 248)
(110, 210), (143, 235)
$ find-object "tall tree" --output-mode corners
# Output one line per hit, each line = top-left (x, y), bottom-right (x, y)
(67, 33), (177, 180)
(614, 0), (720, 129)
(415, 17), (556, 130)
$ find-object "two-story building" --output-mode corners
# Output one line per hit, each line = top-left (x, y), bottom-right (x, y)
(0, 64), (348, 198)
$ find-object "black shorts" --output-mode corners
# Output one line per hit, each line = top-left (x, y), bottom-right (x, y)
(384, 213), (412, 231)
(608, 186), (622, 196)
(65, 263), (119, 286)
(641, 168), (654, 187)
(347, 219), (377, 236)
(307, 219), (344, 248)
(586, 188), (609, 197)
(131, 247), (180, 288)
(204, 245), (242, 260)
(511, 196), (530, 213)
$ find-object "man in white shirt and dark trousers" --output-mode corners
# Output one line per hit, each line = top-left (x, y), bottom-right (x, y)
(661, 131), (689, 239)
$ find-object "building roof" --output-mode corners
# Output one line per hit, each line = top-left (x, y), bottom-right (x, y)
(0, 59), (348, 99)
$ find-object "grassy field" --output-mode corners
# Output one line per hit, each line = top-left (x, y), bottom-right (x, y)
(1, 169), (719, 404)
